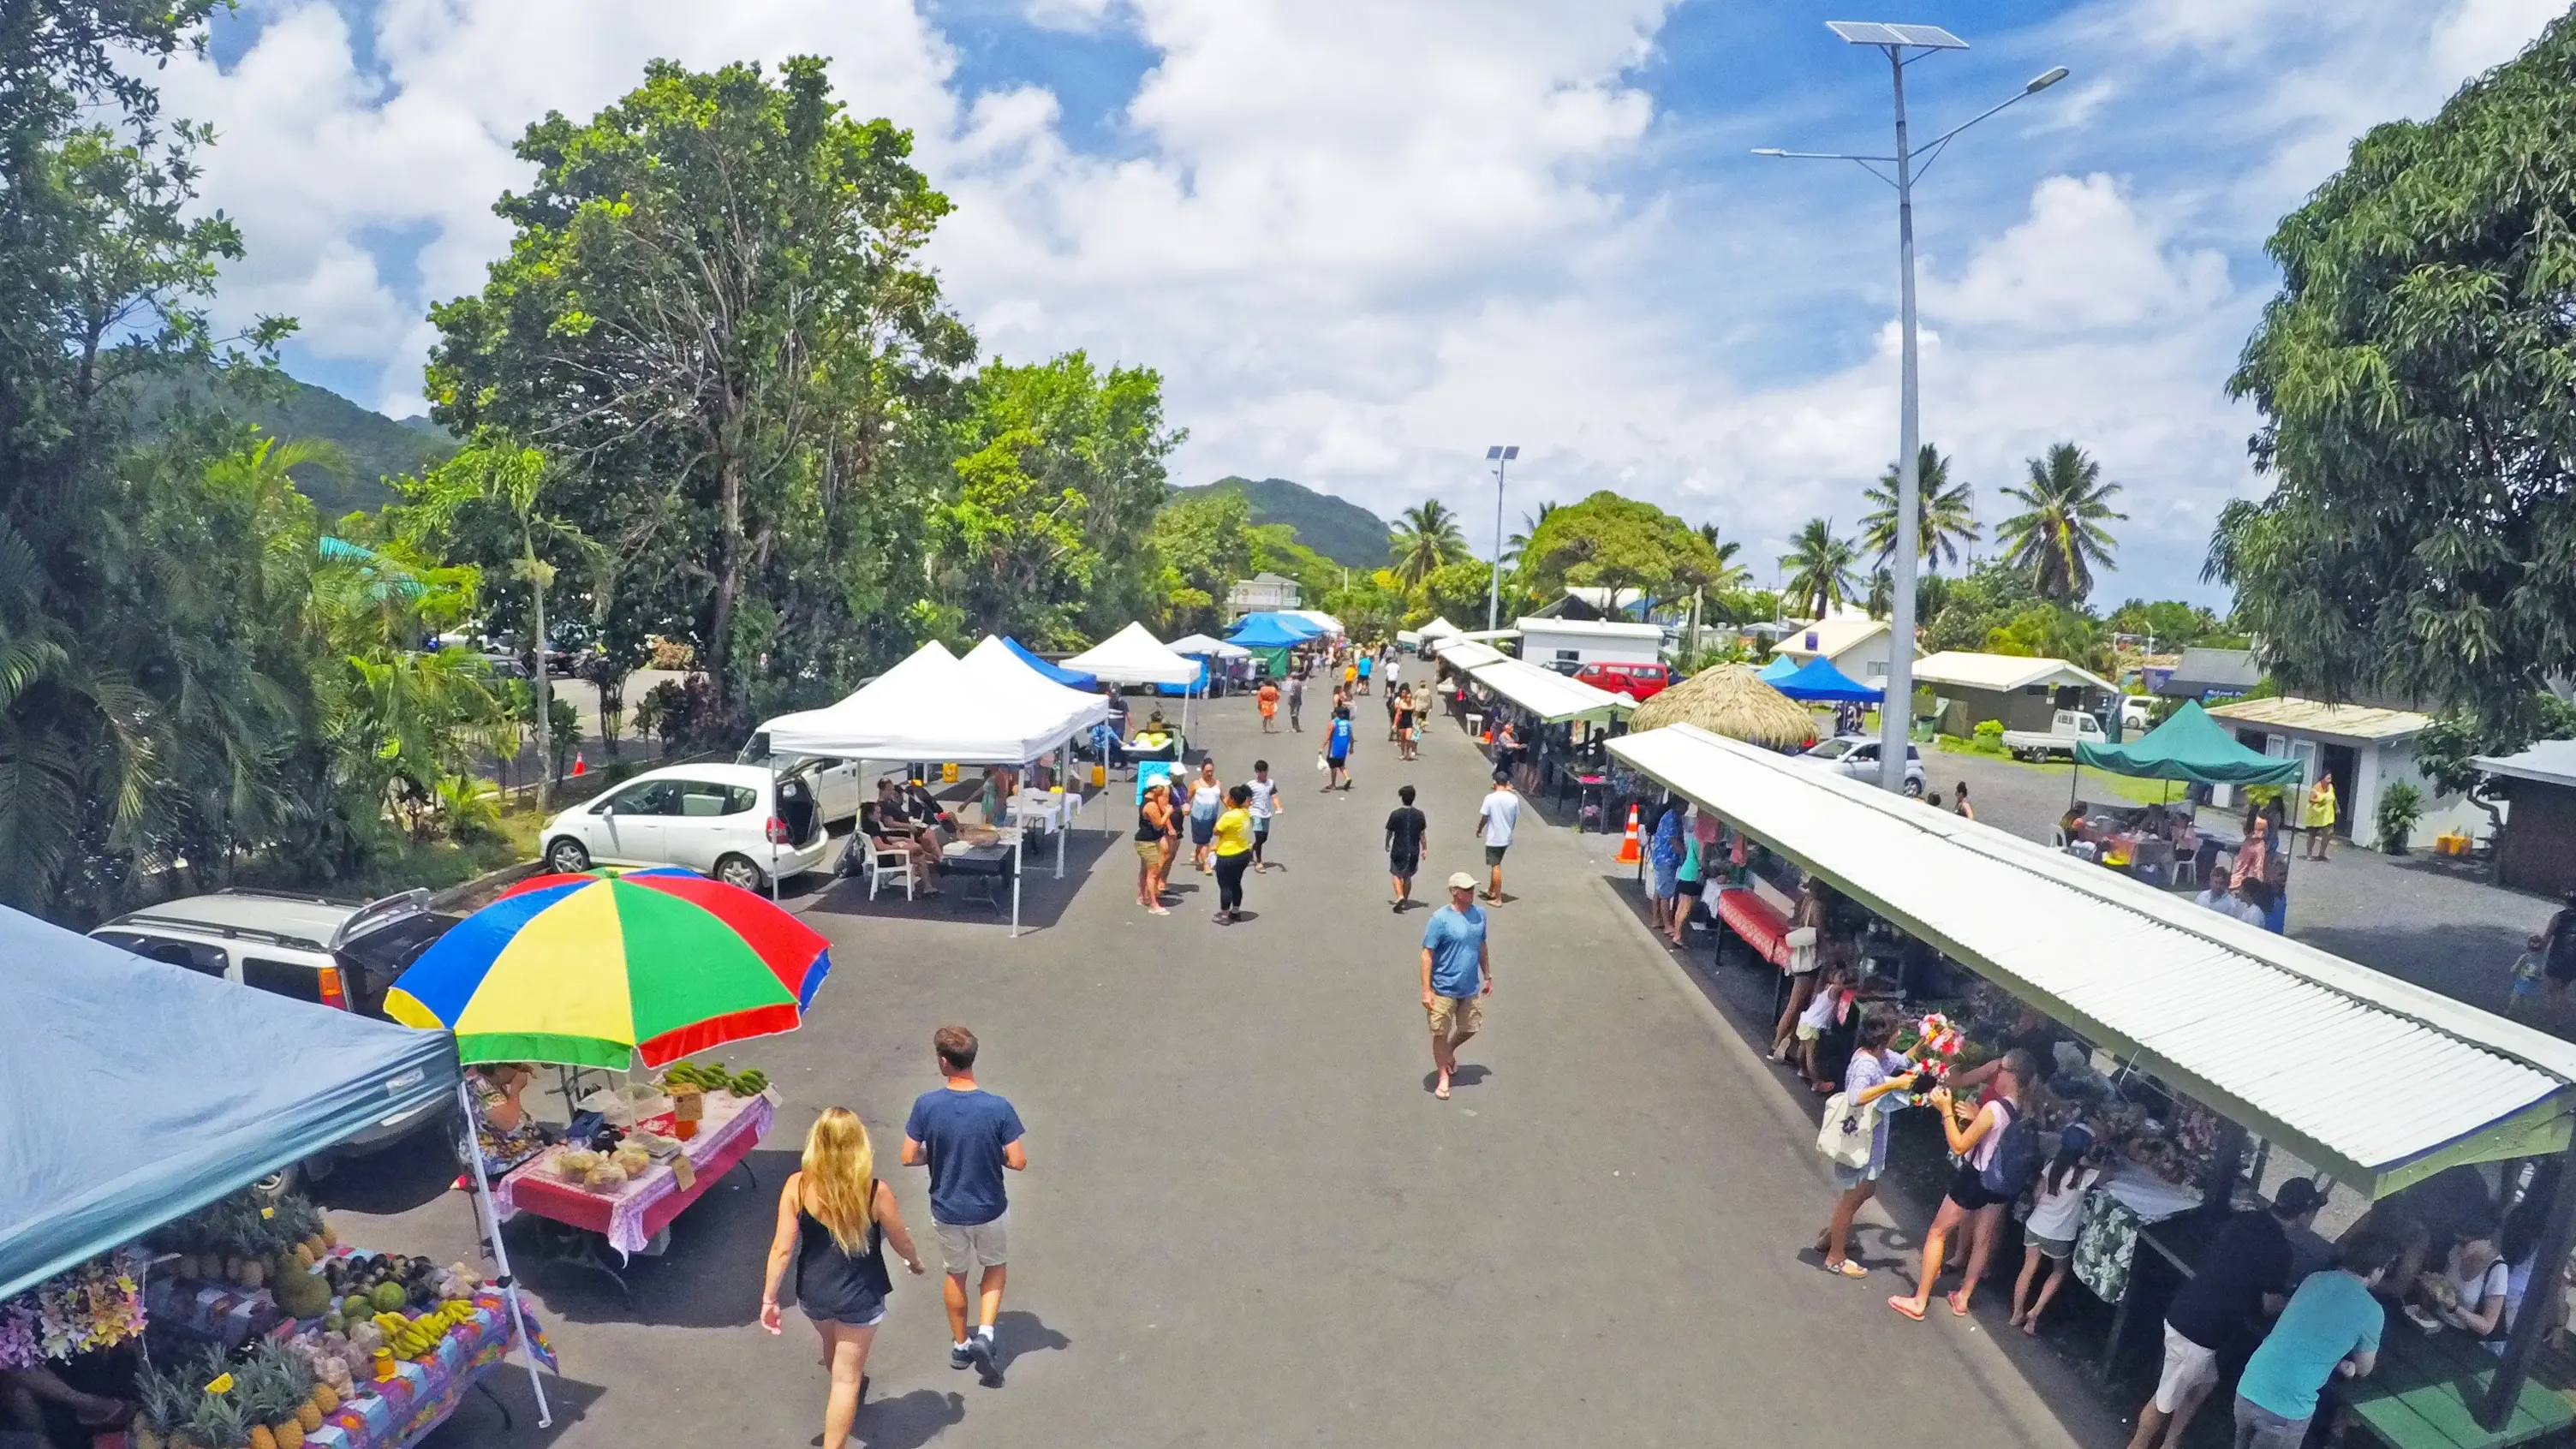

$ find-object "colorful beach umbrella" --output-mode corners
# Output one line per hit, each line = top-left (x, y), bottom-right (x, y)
(386, 868), (832, 1069)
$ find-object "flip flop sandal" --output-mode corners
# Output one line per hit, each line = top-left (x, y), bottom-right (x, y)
(1887, 1297), (1925, 1321)
(1828, 1261), (1869, 1279)
(1947, 1291), (1971, 1317)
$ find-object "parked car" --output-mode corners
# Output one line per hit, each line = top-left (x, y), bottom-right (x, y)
(732, 746), (867, 825)
(1798, 734), (1927, 796)
(1573, 659), (1677, 701)
(2001, 709), (2108, 760)
(89, 889), (462, 1154)
(540, 763), (832, 890)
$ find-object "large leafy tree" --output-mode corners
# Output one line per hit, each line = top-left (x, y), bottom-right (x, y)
(1779, 518), (1861, 619)
(426, 57), (976, 719)
(2224, 13), (2576, 731)
(1149, 488), (1255, 633)
(1861, 444), (1978, 571)
(1389, 500), (1468, 589)
(1996, 443), (2124, 603)
(1517, 491), (1728, 616)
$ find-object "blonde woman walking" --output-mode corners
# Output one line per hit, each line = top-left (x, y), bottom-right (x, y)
(761, 1108), (926, 1449)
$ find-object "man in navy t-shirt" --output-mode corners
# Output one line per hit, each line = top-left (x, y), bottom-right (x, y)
(903, 1024), (1027, 1385)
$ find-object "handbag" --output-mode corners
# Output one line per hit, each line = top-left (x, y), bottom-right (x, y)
(1817, 1088), (1880, 1168)
(1786, 924), (1822, 976)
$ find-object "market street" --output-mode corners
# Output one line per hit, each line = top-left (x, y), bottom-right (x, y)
(331, 691), (2106, 1449)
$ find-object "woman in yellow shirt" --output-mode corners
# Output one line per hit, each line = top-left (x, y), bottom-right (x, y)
(1212, 784), (1256, 925)
(2303, 774), (2338, 861)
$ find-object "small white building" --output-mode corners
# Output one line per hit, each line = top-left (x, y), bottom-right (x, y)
(2205, 697), (2478, 844)
(1772, 616), (1906, 688)
(1912, 651), (2120, 736)
(1225, 572), (1301, 619)
(1513, 616), (1667, 671)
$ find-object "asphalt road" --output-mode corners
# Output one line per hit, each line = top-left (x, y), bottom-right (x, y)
(330, 693), (2098, 1449)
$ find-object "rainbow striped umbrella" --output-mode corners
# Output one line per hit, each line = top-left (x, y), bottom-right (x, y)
(387, 868), (832, 1068)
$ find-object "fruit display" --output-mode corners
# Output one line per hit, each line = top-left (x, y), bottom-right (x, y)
(152, 1191), (337, 1293)
(660, 1058), (766, 1096)
(132, 1338), (353, 1449)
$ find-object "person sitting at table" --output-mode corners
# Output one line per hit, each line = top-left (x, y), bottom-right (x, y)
(901, 778), (955, 833)
(2057, 806), (2088, 847)
(2417, 1208), (2510, 1343)
(861, 802), (943, 894)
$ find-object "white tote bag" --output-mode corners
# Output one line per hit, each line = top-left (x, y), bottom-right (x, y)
(1816, 1088), (1880, 1169)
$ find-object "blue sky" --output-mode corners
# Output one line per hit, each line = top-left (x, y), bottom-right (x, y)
(167, 0), (2572, 607)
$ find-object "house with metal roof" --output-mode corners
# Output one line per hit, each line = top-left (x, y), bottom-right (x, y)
(2474, 737), (2576, 898)
(1910, 650), (2119, 736)
(1769, 615), (1906, 690)
(2206, 696), (2477, 844)
(2150, 646), (2263, 702)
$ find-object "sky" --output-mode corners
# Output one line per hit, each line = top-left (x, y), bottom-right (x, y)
(161, 0), (2573, 605)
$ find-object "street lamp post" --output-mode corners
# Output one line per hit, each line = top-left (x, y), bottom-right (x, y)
(1756, 21), (2066, 795)
(1484, 444), (1518, 631)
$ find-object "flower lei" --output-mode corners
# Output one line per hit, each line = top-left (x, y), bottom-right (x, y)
(1901, 1012), (1965, 1107)
(0, 1248), (148, 1368)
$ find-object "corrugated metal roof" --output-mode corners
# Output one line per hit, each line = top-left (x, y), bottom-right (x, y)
(1608, 723), (2576, 1197)
(1513, 617), (1665, 640)
(2475, 738), (2576, 790)
(1431, 639), (1510, 670)
(1464, 657), (1636, 724)
(1912, 650), (2118, 695)
(2209, 696), (2432, 742)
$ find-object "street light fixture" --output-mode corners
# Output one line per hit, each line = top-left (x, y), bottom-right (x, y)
(1485, 444), (1518, 631)
(1755, 22), (2066, 796)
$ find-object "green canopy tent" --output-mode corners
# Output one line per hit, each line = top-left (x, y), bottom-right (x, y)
(2070, 699), (2304, 806)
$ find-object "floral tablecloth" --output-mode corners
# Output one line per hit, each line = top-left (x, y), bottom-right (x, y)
(301, 1286), (557, 1449)
(493, 1090), (774, 1256)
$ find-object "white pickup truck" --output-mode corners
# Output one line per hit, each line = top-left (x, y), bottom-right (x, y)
(2001, 709), (2107, 760)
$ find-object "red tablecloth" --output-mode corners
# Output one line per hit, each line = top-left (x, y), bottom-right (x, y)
(494, 1092), (773, 1256)
(1713, 886), (1790, 967)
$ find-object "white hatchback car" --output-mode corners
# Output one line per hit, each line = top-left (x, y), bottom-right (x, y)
(540, 763), (832, 890)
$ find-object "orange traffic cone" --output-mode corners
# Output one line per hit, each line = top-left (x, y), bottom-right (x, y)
(1615, 804), (1643, 865)
(570, 751), (587, 777)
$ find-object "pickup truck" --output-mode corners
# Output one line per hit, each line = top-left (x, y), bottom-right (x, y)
(2001, 709), (2107, 760)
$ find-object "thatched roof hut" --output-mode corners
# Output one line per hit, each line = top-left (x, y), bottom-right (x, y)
(1627, 665), (1818, 748)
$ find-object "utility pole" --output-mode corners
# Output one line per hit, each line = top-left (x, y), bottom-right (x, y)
(1484, 445), (1518, 631)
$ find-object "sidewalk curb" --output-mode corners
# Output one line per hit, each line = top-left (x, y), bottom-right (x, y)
(430, 859), (543, 911)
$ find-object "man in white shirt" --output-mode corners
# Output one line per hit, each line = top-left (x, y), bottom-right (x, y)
(1476, 770), (1522, 904)
(1245, 760), (1282, 872)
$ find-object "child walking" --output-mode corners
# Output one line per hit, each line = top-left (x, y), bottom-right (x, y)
(2008, 1127), (2102, 1336)
(1796, 963), (1855, 1094)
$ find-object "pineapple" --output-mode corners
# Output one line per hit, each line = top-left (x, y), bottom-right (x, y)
(188, 1391), (253, 1449)
(133, 1364), (194, 1449)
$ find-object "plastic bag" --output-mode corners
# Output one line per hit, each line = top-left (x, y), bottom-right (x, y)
(579, 1082), (671, 1128)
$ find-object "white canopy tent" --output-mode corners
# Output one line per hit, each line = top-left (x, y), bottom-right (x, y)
(1430, 638), (1510, 671)
(760, 641), (1106, 934)
(1464, 656), (1636, 725)
(1284, 609), (1345, 637)
(1415, 617), (1464, 644)
(1166, 632), (1249, 659)
(1064, 620), (1206, 729)
(960, 637), (1113, 885)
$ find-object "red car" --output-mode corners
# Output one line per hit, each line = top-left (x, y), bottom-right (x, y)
(1573, 660), (1675, 700)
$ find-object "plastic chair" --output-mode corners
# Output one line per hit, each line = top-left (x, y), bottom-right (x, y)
(866, 841), (917, 901)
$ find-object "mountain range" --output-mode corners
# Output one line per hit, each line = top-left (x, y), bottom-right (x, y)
(1166, 475), (1392, 570)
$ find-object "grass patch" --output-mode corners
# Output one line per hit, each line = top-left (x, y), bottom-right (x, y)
(1931, 736), (2185, 807)
(231, 808), (544, 902)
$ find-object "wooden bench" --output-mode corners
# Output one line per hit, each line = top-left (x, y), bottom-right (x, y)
(2341, 1312), (2576, 1449)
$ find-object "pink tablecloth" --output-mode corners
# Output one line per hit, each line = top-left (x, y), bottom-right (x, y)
(492, 1091), (774, 1255)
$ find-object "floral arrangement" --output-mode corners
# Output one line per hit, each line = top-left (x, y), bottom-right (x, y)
(0, 1247), (149, 1368)
(1897, 1011), (1965, 1107)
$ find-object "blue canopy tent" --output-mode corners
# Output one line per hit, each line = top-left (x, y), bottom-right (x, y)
(1769, 655), (1883, 703)
(1226, 612), (1316, 677)
(1757, 655), (1798, 683)
(1153, 657), (1212, 698)
(0, 908), (554, 1422)
(1003, 636), (1095, 689)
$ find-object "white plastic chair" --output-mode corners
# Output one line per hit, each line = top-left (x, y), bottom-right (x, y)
(867, 841), (917, 901)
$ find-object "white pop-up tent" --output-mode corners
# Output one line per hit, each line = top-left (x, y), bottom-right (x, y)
(1064, 621), (1208, 728)
(762, 641), (1106, 934)
(960, 636), (1112, 882)
(1166, 632), (1250, 659)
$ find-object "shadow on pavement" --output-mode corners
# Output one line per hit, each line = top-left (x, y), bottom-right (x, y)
(2300, 919), (2530, 996)
(802, 832), (1117, 935)
(993, 1309), (1070, 1362)
(1420, 1064), (1491, 1093)
(848, 1388), (966, 1449)
(313, 1125), (472, 1217)
(523, 1147), (795, 1327)
(414, 1370), (606, 1447)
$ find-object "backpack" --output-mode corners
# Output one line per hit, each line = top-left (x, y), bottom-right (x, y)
(1978, 1101), (2044, 1199)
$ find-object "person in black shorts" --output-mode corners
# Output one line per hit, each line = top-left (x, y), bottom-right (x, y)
(2534, 890), (2576, 1025)
(760, 1108), (927, 1449)
(1890, 1048), (2033, 1321)
(1385, 784), (1428, 911)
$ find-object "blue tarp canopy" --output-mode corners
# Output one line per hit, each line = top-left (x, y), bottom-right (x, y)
(0, 908), (462, 1299)
(1226, 612), (1319, 647)
(1771, 655), (1882, 703)
(1153, 657), (1212, 697)
(1757, 655), (1798, 683)
(1003, 636), (1095, 689)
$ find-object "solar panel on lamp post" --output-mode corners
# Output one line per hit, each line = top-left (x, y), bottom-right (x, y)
(1756, 23), (2066, 796)
(1485, 444), (1518, 632)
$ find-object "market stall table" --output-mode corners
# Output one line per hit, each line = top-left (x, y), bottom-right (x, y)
(942, 838), (1018, 915)
(2341, 1307), (2576, 1449)
(492, 1088), (775, 1301)
(300, 1261), (558, 1448)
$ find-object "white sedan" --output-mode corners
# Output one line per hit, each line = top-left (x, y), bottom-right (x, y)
(540, 764), (832, 891)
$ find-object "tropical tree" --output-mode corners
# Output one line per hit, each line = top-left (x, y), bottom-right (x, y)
(2223, 13), (2576, 730)
(426, 57), (977, 719)
(1861, 444), (1978, 571)
(1518, 492), (1728, 617)
(1389, 500), (1468, 589)
(1503, 502), (1559, 566)
(1779, 519), (1861, 620)
(1995, 443), (2125, 603)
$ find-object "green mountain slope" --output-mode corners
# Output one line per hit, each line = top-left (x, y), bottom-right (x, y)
(130, 363), (457, 518)
(1168, 476), (1391, 571)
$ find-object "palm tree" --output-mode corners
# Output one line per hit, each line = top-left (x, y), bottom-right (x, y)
(1861, 444), (1978, 570)
(1695, 522), (1749, 589)
(1996, 443), (2126, 602)
(1502, 501), (1559, 567)
(1779, 518), (1861, 620)
(1389, 499), (1469, 589)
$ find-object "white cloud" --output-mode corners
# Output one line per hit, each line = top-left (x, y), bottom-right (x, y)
(152, 0), (2569, 600)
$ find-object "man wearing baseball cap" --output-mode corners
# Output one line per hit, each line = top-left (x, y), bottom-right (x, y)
(2125, 1177), (2329, 1449)
(1420, 872), (1493, 1100)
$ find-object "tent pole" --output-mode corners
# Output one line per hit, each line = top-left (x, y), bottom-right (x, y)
(1055, 747), (1067, 880)
(2481, 1142), (2576, 1428)
(456, 1079), (554, 1428)
(1011, 832), (1023, 939)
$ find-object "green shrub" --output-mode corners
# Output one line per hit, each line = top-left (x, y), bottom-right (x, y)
(2376, 779), (2424, 852)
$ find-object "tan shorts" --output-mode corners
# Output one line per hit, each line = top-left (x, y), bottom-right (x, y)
(1135, 838), (1162, 865)
(1427, 993), (1485, 1036)
(2153, 1322), (2219, 1412)
(934, 1213), (1009, 1275)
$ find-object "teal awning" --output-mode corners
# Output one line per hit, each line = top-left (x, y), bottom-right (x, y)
(2074, 700), (2304, 785)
